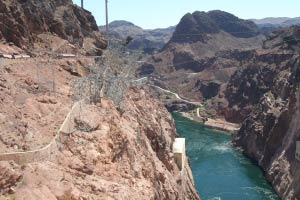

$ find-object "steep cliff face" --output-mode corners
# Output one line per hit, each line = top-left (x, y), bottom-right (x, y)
(0, 0), (107, 55)
(232, 26), (300, 199)
(225, 52), (295, 123)
(0, 87), (200, 200)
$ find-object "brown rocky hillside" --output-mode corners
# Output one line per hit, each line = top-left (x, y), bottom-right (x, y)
(0, 0), (200, 199)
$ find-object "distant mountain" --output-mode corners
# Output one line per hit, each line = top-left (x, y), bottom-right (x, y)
(101, 21), (144, 38)
(250, 17), (300, 31)
(251, 17), (292, 25)
(281, 17), (300, 26)
(99, 20), (175, 54)
(170, 10), (260, 43)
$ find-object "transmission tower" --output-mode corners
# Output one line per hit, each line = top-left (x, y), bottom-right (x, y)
(105, 0), (109, 32)
(81, 0), (83, 8)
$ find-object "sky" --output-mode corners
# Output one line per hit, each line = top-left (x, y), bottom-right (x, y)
(73, 0), (300, 29)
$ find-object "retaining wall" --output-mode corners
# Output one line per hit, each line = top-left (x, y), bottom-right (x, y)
(0, 101), (82, 165)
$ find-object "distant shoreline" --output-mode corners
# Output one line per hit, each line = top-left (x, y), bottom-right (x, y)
(176, 111), (240, 134)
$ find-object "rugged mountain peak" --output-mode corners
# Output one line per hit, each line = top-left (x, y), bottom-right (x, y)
(0, 0), (107, 55)
(170, 11), (219, 43)
(100, 20), (145, 38)
(207, 10), (259, 37)
(169, 10), (260, 43)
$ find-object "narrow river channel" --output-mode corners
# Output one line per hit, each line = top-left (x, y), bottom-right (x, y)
(172, 112), (280, 200)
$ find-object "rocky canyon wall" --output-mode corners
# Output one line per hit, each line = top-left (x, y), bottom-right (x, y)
(232, 26), (300, 199)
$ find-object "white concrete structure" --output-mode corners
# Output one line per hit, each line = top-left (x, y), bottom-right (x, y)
(13, 54), (30, 59)
(58, 54), (76, 58)
(173, 138), (186, 170)
(0, 54), (13, 59)
(296, 141), (300, 161)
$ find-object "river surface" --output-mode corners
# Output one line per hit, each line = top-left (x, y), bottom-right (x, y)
(172, 113), (279, 200)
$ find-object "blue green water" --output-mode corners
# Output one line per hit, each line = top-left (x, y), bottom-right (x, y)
(172, 113), (280, 200)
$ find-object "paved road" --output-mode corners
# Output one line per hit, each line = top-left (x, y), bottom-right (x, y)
(133, 77), (148, 82)
(151, 85), (202, 106)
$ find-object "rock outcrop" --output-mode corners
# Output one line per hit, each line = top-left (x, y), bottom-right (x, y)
(232, 26), (300, 199)
(0, 161), (22, 194)
(0, 0), (107, 55)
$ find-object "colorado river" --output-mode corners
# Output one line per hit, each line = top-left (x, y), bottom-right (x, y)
(172, 113), (279, 200)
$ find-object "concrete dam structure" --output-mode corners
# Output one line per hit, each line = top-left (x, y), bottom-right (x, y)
(173, 138), (186, 170)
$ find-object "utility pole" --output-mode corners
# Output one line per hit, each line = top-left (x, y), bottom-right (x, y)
(81, 0), (83, 8)
(105, 0), (109, 33)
